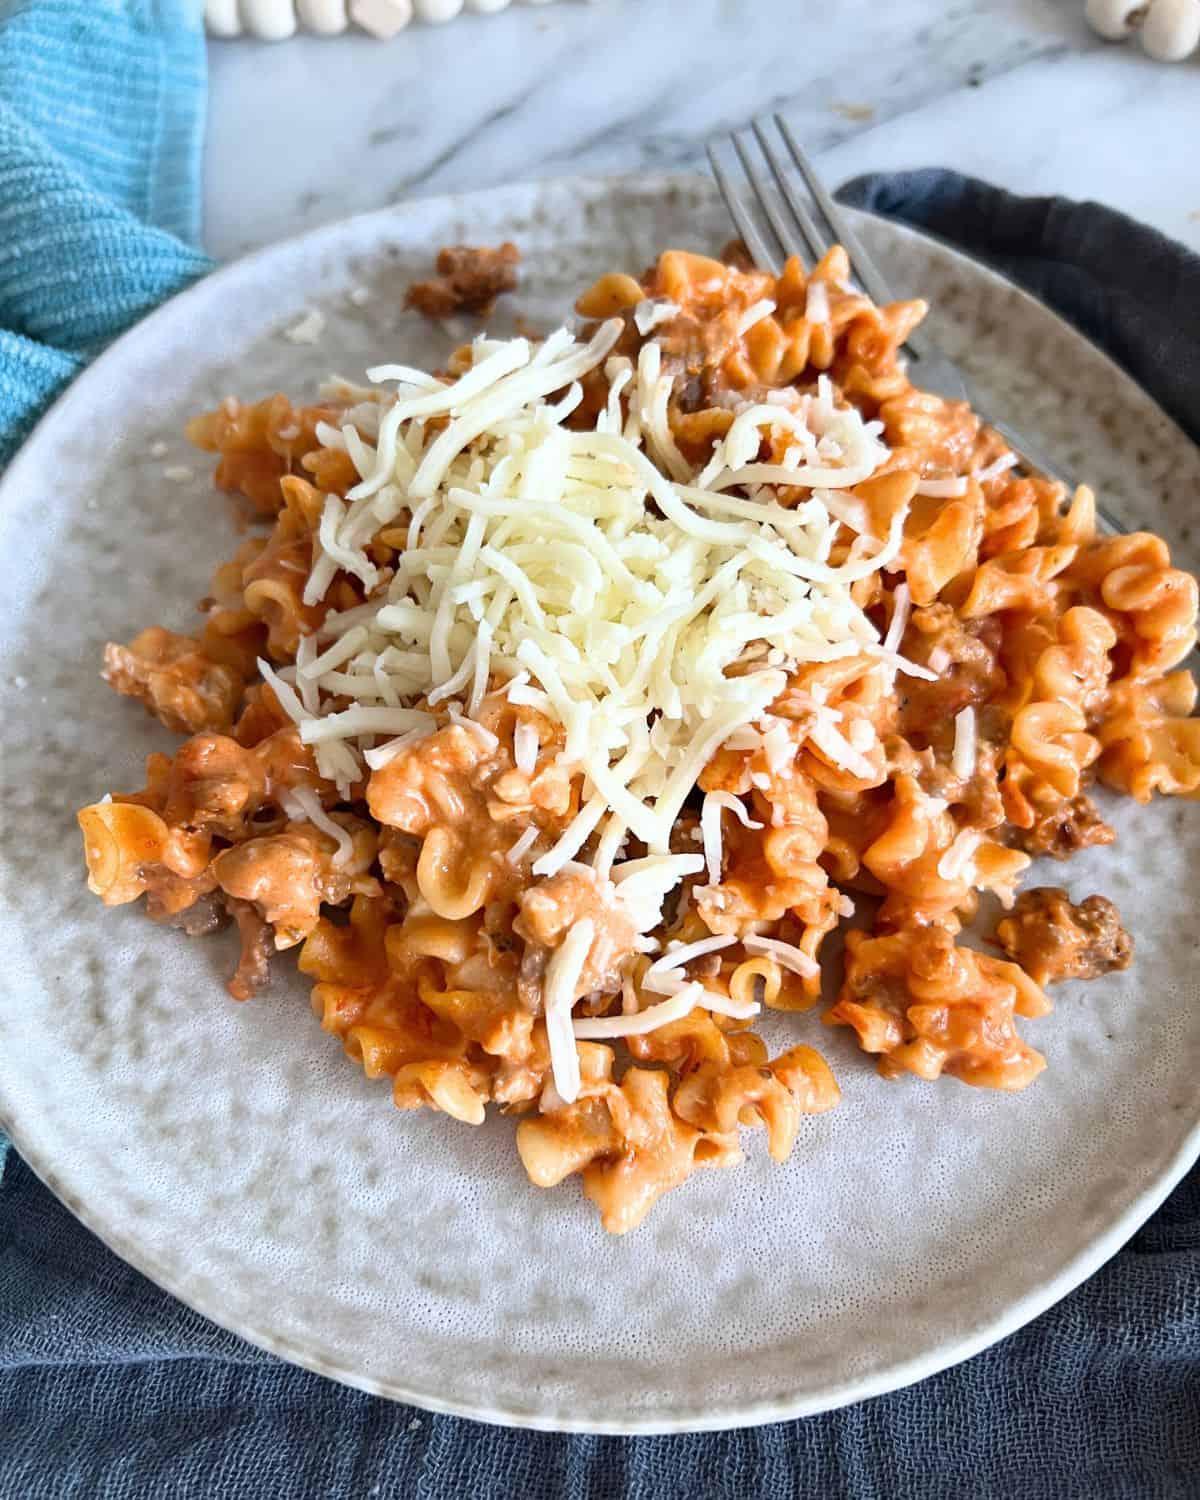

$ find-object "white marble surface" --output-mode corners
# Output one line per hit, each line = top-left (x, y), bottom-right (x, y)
(205, 0), (1200, 260)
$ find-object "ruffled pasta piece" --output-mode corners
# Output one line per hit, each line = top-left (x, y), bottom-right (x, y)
(1079, 533), (1198, 676)
(828, 927), (1050, 1091)
(673, 1044), (839, 1161)
(241, 522), (328, 660)
(416, 969), (535, 1062)
(899, 481), (983, 607)
(695, 762), (831, 937)
(999, 607), (1121, 830)
(862, 774), (1028, 927)
(187, 393), (338, 516)
(311, 967), (493, 1125)
(103, 627), (246, 735)
(1098, 671), (1200, 800)
(958, 543), (1078, 619)
(161, 727), (325, 838)
(625, 1002), (767, 1071)
(514, 864), (639, 1007)
(300, 893), (392, 989)
(368, 719), (574, 922)
(516, 1054), (743, 1235)
(77, 800), (211, 909)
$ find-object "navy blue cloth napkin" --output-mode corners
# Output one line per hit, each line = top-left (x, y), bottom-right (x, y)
(2, 173), (1198, 1498)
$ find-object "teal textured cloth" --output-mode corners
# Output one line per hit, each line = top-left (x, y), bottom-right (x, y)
(0, 0), (212, 469)
(0, 0), (212, 1170)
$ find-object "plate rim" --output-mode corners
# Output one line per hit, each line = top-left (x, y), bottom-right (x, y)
(2, 169), (1198, 1435)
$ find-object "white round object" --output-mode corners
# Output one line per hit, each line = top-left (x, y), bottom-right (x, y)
(297, 0), (349, 32)
(1084, 0), (1146, 40)
(349, 0), (412, 35)
(465, 0), (513, 11)
(414, 0), (465, 18)
(240, 0), (299, 40)
(1140, 0), (1200, 58)
(2, 176), (1197, 1433)
(205, 0), (243, 35)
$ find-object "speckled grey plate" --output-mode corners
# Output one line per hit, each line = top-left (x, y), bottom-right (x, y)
(1, 175), (1198, 1434)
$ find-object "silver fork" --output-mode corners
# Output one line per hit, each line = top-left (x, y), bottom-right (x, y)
(706, 116), (1123, 533)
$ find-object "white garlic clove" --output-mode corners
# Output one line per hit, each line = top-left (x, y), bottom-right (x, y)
(465, 0), (513, 11)
(1140, 0), (1200, 58)
(240, 0), (299, 39)
(414, 0), (466, 18)
(1084, 0), (1149, 40)
(297, 0), (350, 32)
(350, 0), (413, 35)
(205, 0), (243, 35)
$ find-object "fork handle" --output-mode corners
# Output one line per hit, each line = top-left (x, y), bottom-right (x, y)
(988, 419), (1068, 488)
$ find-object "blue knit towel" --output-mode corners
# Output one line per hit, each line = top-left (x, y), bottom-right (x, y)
(0, 0), (212, 470)
(0, 0), (212, 1171)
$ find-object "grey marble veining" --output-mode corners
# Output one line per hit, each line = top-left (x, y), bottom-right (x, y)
(204, 0), (1199, 260)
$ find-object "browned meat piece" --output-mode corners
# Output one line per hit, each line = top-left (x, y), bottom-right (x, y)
(995, 888), (1132, 988)
(405, 243), (520, 319)
(1012, 795), (1116, 859)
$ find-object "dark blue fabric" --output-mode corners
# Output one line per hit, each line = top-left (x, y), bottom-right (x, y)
(840, 169), (1200, 450)
(3, 172), (1199, 1497)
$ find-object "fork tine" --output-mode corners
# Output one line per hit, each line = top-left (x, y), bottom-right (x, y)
(749, 119), (828, 268)
(706, 143), (781, 275)
(772, 114), (898, 312)
(730, 131), (802, 272)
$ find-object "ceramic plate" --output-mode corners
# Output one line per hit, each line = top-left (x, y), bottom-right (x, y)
(1, 175), (1197, 1434)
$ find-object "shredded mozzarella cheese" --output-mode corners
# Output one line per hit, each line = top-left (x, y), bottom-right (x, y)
(916, 476), (969, 498)
(572, 986), (700, 1038)
(513, 721), (539, 777)
(264, 326), (915, 870)
(928, 645), (951, 673)
(633, 299), (680, 334)
(637, 967), (760, 1021)
(882, 582), (911, 656)
(805, 280), (830, 323)
(284, 309), (325, 345)
(571, 980), (758, 1037)
(936, 828), (983, 882)
(742, 934), (820, 979)
(257, 657), (307, 726)
(952, 706), (977, 781)
(506, 826), (539, 864)
(280, 787), (354, 868)
(645, 934), (737, 979)
(736, 298), (776, 335)
(700, 792), (764, 885)
(542, 918), (593, 1104)
(974, 452), (1018, 485)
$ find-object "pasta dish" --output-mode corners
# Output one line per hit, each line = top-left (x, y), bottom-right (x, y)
(77, 244), (1200, 1233)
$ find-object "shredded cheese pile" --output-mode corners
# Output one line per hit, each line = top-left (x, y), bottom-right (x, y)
(266, 322), (925, 886)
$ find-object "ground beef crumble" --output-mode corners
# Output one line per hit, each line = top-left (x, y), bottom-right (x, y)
(1012, 794), (1115, 859)
(405, 242), (520, 319)
(995, 888), (1133, 988)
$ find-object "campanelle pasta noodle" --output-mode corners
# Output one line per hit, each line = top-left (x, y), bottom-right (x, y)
(77, 245), (1197, 1233)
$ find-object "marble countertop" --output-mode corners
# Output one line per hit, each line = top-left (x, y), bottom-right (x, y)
(205, 0), (1199, 261)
